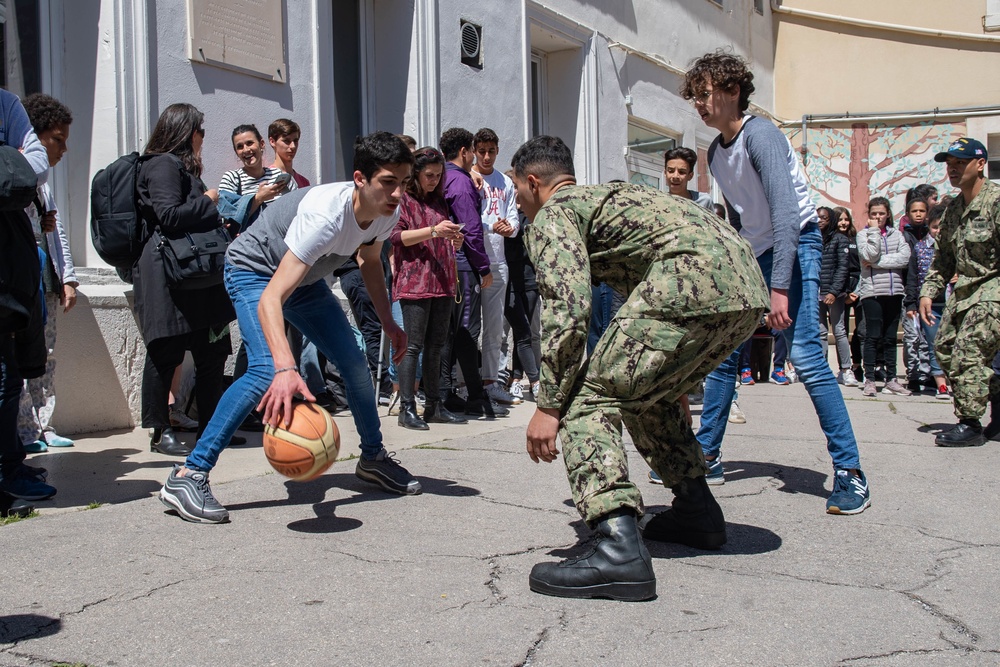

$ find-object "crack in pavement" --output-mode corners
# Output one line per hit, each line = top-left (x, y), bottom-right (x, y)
(678, 558), (986, 648)
(485, 558), (506, 607)
(516, 609), (569, 667)
(838, 646), (960, 663)
(474, 495), (575, 516)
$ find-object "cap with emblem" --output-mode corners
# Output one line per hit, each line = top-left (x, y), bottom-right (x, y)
(933, 137), (988, 162)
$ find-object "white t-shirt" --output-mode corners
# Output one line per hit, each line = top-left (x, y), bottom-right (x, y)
(227, 182), (398, 286)
(477, 168), (519, 265)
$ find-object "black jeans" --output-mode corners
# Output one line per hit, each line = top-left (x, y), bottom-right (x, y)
(399, 297), (452, 402)
(339, 267), (391, 397)
(861, 295), (903, 378)
(505, 286), (540, 383)
(440, 270), (484, 401)
(141, 328), (231, 435)
(0, 333), (25, 477)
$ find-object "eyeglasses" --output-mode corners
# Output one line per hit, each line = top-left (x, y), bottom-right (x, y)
(689, 89), (713, 105)
(414, 148), (441, 158)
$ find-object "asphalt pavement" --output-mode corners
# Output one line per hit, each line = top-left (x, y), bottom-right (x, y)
(1, 377), (998, 666)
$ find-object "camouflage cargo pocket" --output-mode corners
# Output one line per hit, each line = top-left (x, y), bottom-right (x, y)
(587, 318), (689, 401)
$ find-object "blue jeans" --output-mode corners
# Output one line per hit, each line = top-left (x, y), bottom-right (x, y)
(186, 266), (383, 472)
(698, 224), (861, 470)
(921, 302), (945, 379)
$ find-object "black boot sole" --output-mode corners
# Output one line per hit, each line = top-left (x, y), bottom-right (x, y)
(528, 575), (656, 601)
(935, 436), (986, 447)
(150, 443), (194, 457)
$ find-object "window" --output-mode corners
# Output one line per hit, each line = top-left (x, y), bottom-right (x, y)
(625, 120), (676, 190)
(0, 0), (42, 96)
(754, 0), (764, 15)
(530, 53), (547, 137)
(988, 134), (1000, 183)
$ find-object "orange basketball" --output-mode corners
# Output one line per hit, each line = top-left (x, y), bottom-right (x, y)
(262, 402), (340, 481)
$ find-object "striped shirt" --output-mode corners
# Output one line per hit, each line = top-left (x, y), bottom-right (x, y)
(218, 166), (293, 200)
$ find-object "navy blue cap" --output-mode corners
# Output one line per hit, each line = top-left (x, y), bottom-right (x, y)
(934, 137), (988, 162)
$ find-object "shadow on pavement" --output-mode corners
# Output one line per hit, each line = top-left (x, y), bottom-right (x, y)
(721, 460), (830, 499)
(0, 614), (61, 643)
(917, 422), (955, 436)
(25, 447), (173, 509)
(643, 521), (782, 558)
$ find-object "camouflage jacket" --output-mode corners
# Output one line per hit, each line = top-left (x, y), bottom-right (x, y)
(921, 178), (1000, 312)
(524, 183), (769, 410)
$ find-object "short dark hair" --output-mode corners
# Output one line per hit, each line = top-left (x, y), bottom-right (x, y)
(439, 127), (474, 161)
(713, 203), (726, 220)
(396, 134), (417, 151)
(907, 183), (938, 204)
(22, 93), (72, 134)
(510, 136), (575, 183)
(926, 203), (948, 223)
(231, 124), (263, 149)
(353, 131), (414, 181)
(682, 51), (755, 112)
(906, 197), (929, 216)
(268, 118), (300, 140)
(664, 146), (697, 170)
(473, 127), (499, 148)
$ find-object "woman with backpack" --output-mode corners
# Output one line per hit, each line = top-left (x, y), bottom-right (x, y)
(133, 103), (235, 456)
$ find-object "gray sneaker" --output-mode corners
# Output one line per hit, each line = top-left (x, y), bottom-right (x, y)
(881, 379), (912, 396)
(862, 379), (877, 397)
(159, 465), (229, 523)
(356, 450), (422, 495)
(485, 382), (521, 405)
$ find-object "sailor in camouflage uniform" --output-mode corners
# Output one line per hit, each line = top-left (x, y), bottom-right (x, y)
(920, 138), (1000, 447)
(511, 136), (768, 601)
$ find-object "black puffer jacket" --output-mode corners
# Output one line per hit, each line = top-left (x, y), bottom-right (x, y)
(820, 228), (851, 297)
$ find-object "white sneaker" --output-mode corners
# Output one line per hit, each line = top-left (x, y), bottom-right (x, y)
(785, 367), (798, 384)
(169, 406), (199, 431)
(386, 391), (400, 416)
(531, 381), (541, 399)
(728, 401), (746, 424)
(508, 381), (524, 401)
(837, 369), (859, 387)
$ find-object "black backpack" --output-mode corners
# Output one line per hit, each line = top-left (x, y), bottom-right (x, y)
(90, 152), (154, 268)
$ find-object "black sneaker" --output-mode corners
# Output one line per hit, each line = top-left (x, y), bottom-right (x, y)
(0, 493), (35, 518)
(159, 465), (230, 523)
(465, 397), (509, 418)
(355, 449), (421, 495)
(443, 391), (467, 413)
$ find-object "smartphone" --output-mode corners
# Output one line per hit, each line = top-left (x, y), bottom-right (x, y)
(273, 172), (292, 187)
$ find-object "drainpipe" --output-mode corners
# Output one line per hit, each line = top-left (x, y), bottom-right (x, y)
(769, 0), (1000, 44)
(781, 106), (1000, 128)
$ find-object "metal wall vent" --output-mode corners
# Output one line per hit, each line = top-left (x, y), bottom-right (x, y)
(460, 20), (483, 69)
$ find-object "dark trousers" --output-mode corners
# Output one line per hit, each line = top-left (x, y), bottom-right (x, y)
(141, 328), (231, 435)
(505, 286), (540, 383)
(440, 270), (484, 400)
(399, 297), (452, 402)
(0, 334), (25, 477)
(339, 268), (391, 397)
(850, 301), (865, 369)
(861, 295), (903, 378)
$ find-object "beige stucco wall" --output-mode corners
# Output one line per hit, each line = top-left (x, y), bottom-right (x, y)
(774, 0), (1000, 119)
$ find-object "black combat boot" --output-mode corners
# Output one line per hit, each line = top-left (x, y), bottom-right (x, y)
(935, 419), (986, 447)
(398, 399), (429, 431)
(641, 475), (727, 550)
(150, 427), (193, 457)
(528, 509), (656, 601)
(424, 401), (467, 424)
(984, 398), (1000, 441)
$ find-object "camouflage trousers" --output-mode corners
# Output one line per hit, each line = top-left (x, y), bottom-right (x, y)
(934, 301), (1000, 421)
(560, 307), (764, 527)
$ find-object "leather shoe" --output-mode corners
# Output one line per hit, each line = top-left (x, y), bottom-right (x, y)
(424, 401), (467, 424)
(641, 475), (727, 549)
(935, 421), (985, 447)
(529, 509), (655, 601)
(0, 492), (35, 518)
(150, 428), (193, 456)
(398, 399), (429, 430)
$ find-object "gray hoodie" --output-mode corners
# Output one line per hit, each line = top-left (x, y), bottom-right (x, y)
(856, 225), (910, 300)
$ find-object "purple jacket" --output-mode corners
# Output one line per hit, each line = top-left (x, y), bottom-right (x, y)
(443, 162), (491, 276)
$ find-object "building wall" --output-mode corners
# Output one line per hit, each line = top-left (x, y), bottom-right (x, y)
(774, 0), (1000, 119)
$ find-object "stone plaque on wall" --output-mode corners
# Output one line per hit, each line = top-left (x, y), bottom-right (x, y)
(188, 0), (286, 82)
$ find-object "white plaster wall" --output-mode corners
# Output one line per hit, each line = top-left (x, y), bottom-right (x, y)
(433, 0), (529, 170)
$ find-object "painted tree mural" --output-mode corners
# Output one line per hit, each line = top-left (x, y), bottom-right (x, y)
(786, 120), (966, 227)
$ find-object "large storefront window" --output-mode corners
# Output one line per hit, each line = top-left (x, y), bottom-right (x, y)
(1, 0), (41, 96)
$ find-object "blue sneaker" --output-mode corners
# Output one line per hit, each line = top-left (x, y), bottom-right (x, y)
(23, 440), (47, 453)
(826, 469), (870, 515)
(45, 434), (74, 448)
(705, 456), (725, 486)
(647, 469), (663, 484)
(770, 369), (791, 385)
(0, 466), (57, 501)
